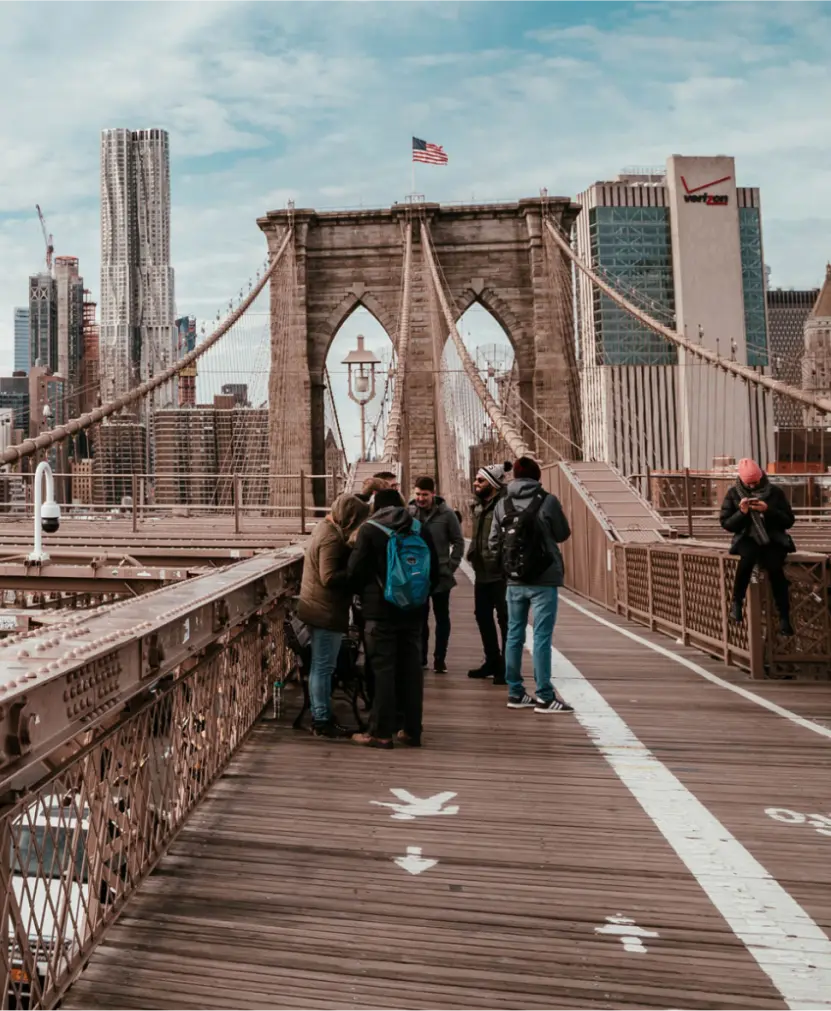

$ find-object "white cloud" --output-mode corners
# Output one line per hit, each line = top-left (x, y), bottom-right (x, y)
(0, 0), (828, 400)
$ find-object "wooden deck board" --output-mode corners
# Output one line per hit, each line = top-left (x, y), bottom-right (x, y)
(64, 576), (831, 1010)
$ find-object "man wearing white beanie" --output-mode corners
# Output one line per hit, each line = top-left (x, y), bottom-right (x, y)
(466, 461), (511, 684)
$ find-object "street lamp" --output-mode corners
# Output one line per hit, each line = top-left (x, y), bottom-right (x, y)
(342, 334), (381, 461)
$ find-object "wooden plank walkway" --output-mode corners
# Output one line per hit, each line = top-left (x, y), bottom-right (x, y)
(64, 574), (831, 1010)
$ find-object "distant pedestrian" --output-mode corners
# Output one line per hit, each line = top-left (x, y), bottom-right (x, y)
(467, 462), (511, 684)
(489, 457), (574, 714)
(409, 477), (464, 673)
(348, 489), (439, 748)
(720, 458), (795, 635)
(297, 494), (370, 737)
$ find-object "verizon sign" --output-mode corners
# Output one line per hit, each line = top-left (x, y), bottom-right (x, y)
(681, 174), (731, 206)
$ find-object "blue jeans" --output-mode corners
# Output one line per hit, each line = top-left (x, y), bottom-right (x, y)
(308, 627), (343, 722)
(504, 585), (559, 703)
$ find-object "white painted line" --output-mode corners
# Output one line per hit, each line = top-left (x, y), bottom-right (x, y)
(559, 592), (831, 743)
(459, 560), (831, 1006)
(551, 638), (831, 1008)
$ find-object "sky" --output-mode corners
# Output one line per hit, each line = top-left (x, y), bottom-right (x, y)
(0, 0), (829, 458)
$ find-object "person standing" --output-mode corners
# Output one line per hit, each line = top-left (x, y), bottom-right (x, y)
(489, 457), (574, 714)
(296, 494), (370, 737)
(347, 489), (439, 748)
(467, 462), (512, 684)
(720, 458), (796, 635)
(409, 477), (464, 673)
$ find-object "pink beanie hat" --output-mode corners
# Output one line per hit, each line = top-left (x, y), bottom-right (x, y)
(738, 458), (763, 484)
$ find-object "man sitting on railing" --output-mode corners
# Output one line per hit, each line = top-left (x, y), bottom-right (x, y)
(720, 458), (796, 636)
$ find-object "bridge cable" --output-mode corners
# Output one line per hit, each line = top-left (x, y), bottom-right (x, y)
(3, 228), (295, 467)
(544, 217), (831, 418)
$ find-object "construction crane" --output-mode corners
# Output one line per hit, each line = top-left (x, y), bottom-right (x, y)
(35, 204), (54, 272)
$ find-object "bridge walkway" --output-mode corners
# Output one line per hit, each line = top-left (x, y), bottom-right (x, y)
(64, 573), (831, 1010)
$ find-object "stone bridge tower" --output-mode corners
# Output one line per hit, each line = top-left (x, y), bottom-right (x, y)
(257, 197), (581, 501)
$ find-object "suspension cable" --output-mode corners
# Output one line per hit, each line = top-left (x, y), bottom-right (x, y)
(382, 220), (413, 463)
(420, 221), (531, 459)
(544, 217), (831, 417)
(3, 228), (294, 466)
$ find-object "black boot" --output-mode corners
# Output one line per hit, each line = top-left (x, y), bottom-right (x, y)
(311, 718), (352, 739)
(467, 663), (492, 679)
(729, 600), (743, 623)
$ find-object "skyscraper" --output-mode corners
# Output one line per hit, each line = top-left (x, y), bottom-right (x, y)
(574, 155), (772, 474)
(767, 288), (820, 427)
(28, 273), (58, 373)
(13, 308), (29, 374)
(54, 256), (85, 416)
(99, 128), (176, 404)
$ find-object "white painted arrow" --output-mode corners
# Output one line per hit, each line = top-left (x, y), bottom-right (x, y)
(394, 846), (438, 875)
(370, 788), (459, 821)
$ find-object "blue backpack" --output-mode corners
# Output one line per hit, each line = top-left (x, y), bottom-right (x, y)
(366, 518), (431, 610)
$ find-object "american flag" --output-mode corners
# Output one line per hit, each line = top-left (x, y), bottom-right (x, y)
(412, 137), (448, 165)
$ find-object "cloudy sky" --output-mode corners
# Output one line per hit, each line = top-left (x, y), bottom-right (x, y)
(0, 0), (828, 456)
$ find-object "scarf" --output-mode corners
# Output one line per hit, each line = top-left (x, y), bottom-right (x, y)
(735, 475), (772, 546)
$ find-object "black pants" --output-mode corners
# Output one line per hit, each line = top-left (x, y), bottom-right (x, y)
(365, 619), (423, 741)
(422, 591), (451, 665)
(474, 580), (508, 672)
(733, 540), (791, 617)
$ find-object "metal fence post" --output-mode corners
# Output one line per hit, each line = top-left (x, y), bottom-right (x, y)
(684, 467), (693, 538)
(233, 475), (241, 535)
(746, 577), (765, 679)
(131, 474), (138, 533)
(300, 470), (307, 535)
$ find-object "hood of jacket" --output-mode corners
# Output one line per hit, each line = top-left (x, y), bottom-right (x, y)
(504, 478), (542, 504)
(370, 505), (414, 533)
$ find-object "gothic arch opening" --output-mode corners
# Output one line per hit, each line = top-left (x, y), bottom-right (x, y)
(324, 305), (394, 467)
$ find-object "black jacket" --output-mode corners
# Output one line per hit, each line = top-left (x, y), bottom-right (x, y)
(719, 483), (796, 554)
(467, 489), (505, 584)
(347, 506), (440, 622)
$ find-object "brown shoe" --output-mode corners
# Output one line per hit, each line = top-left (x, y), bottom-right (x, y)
(352, 732), (394, 750)
(396, 731), (422, 747)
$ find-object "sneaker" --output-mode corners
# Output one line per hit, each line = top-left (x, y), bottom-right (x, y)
(311, 719), (352, 739)
(534, 696), (575, 714)
(507, 693), (537, 709)
(467, 665), (492, 679)
(729, 600), (743, 623)
(433, 661), (448, 674)
(779, 617), (795, 637)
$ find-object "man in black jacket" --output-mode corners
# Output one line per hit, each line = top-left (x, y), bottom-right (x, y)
(720, 458), (795, 635)
(467, 461), (511, 683)
(347, 489), (440, 748)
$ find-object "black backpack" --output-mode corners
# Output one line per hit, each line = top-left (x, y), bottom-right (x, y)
(499, 488), (554, 582)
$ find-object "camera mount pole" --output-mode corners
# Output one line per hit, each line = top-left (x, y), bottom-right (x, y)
(29, 460), (56, 564)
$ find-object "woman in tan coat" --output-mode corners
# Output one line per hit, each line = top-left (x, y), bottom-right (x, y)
(297, 494), (369, 737)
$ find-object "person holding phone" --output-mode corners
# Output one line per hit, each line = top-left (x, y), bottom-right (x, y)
(719, 458), (796, 635)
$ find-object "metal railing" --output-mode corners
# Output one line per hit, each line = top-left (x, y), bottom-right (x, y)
(0, 472), (346, 536)
(613, 543), (831, 678)
(0, 550), (302, 1008)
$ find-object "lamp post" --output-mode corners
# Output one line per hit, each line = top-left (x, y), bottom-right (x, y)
(342, 334), (381, 461)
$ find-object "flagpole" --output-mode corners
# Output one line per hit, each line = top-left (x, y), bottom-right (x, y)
(411, 153), (415, 197)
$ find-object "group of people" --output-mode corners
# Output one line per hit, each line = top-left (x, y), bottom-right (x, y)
(296, 452), (797, 750)
(296, 456), (575, 749)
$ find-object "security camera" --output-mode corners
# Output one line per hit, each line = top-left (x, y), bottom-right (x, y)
(41, 500), (60, 534)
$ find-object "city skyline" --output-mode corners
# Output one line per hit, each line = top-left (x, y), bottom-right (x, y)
(0, 1), (829, 373)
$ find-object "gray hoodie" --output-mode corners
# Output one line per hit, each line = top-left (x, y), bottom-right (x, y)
(488, 478), (570, 586)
